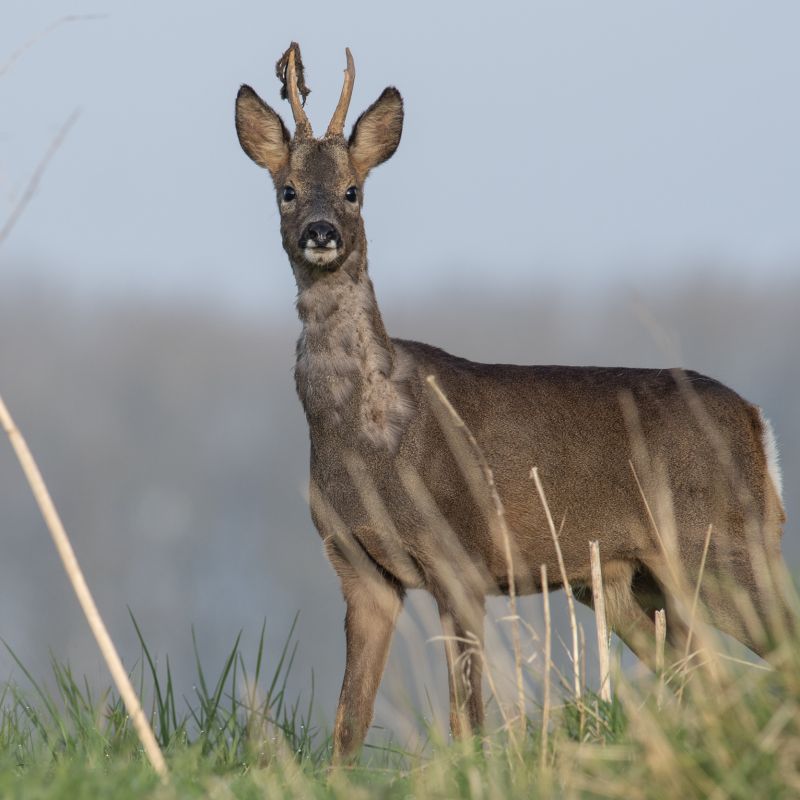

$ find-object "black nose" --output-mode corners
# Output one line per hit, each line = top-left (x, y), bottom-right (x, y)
(302, 221), (340, 247)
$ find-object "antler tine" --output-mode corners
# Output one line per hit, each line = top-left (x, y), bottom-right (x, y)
(286, 44), (312, 138)
(325, 48), (355, 138)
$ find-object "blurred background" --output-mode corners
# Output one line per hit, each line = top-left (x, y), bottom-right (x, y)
(1, 1), (799, 743)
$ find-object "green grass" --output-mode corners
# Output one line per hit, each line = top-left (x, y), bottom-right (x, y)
(2, 615), (800, 799)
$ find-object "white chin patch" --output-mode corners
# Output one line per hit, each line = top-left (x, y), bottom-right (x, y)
(303, 245), (340, 267)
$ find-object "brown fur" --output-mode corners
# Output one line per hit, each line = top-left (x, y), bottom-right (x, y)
(235, 48), (793, 763)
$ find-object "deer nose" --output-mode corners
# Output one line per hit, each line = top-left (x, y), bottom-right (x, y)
(302, 221), (340, 247)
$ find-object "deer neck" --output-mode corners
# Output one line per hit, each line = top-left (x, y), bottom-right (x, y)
(293, 250), (412, 451)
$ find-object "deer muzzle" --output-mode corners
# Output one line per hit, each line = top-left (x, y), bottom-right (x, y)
(299, 220), (343, 267)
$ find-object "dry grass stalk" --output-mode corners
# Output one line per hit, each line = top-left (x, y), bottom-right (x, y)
(714, 652), (772, 672)
(590, 541), (612, 703)
(0, 14), (105, 78)
(396, 466), (516, 737)
(580, 623), (587, 698)
(478, 644), (513, 735)
(0, 393), (169, 781)
(620, 394), (686, 596)
(0, 110), (81, 247)
(344, 452), (428, 585)
(540, 563), (551, 771)
(614, 677), (683, 792)
(626, 457), (685, 596)
(531, 467), (582, 703)
(440, 626), (470, 741)
(676, 523), (714, 701)
(629, 453), (724, 684)
(671, 367), (792, 639)
(621, 397), (727, 686)
(425, 375), (526, 736)
(655, 609), (666, 708)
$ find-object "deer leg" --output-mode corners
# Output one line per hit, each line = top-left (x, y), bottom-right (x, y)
(699, 554), (794, 659)
(332, 572), (403, 763)
(576, 585), (658, 668)
(576, 560), (666, 669)
(641, 546), (792, 662)
(436, 592), (485, 740)
(630, 565), (691, 655)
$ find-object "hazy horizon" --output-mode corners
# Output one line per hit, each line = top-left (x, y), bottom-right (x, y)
(1, 276), (798, 736)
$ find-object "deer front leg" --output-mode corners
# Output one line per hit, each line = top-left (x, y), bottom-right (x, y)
(437, 593), (486, 740)
(332, 572), (403, 763)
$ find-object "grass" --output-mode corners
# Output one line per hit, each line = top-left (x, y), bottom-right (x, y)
(2, 377), (798, 797)
(2, 611), (800, 799)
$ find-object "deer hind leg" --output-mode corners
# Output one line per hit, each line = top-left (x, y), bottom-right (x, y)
(576, 559), (691, 669)
(436, 591), (486, 740)
(697, 539), (796, 659)
(640, 524), (795, 662)
(630, 564), (691, 655)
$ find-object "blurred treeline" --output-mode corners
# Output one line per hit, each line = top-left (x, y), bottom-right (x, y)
(0, 274), (797, 737)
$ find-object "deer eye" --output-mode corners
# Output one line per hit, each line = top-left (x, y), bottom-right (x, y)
(282, 186), (296, 202)
(345, 186), (358, 203)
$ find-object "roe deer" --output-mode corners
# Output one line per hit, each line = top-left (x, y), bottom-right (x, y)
(235, 43), (792, 762)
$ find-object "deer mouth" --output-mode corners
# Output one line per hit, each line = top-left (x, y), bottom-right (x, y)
(303, 242), (341, 268)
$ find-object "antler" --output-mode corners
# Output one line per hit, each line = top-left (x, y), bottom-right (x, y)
(276, 42), (312, 138)
(325, 48), (355, 138)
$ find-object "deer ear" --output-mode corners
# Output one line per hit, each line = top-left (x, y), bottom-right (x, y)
(348, 87), (403, 179)
(235, 85), (290, 176)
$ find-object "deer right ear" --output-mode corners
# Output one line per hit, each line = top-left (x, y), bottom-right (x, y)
(235, 85), (291, 176)
(348, 87), (403, 180)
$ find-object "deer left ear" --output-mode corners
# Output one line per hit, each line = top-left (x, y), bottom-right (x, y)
(235, 85), (291, 177)
(348, 87), (403, 180)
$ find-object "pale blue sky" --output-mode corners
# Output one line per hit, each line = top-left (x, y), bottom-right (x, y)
(2, 0), (800, 312)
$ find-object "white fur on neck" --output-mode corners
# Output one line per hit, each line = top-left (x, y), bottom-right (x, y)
(294, 256), (412, 451)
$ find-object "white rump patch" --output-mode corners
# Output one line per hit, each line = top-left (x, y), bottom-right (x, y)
(759, 408), (783, 502)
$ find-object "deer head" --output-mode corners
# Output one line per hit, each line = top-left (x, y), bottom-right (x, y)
(235, 43), (403, 279)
